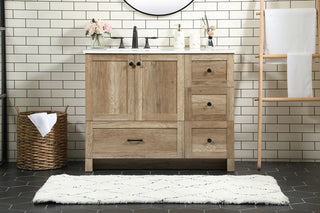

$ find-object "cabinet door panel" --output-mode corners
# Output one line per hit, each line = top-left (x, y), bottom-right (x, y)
(86, 55), (134, 121)
(137, 55), (184, 121)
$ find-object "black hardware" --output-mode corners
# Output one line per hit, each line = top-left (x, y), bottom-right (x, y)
(207, 102), (212, 106)
(207, 138), (212, 143)
(144, 37), (158, 49)
(136, 62), (141, 66)
(132, 26), (138, 48)
(127, 139), (143, 142)
(0, 0), (7, 165)
(207, 68), (212, 73)
(129, 62), (135, 67)
(111, 37), (125, 49)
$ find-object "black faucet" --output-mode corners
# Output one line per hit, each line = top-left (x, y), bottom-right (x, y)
(132, 26), (138, 48)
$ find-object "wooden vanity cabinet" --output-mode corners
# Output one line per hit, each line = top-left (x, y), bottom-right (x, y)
(85, 53), (234, 172)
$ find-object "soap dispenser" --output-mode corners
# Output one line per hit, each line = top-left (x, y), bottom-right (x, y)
(174, 24), (185, 49)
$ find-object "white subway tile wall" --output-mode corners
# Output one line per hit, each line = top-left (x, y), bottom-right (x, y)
(5, 0), (320, 162)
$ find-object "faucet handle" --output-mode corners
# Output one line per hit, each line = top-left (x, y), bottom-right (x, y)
(144, 37), (158, 49)
(111, 37), (125, 49)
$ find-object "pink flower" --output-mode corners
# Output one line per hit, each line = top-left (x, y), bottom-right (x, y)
(104, 24), (112, 33)
(85, 18), (112, 37)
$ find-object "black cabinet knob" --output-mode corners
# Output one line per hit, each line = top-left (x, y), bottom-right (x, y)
(207, 138), (212, 143)
(207, 102), (212, 107)
(207, 68), (212, 73)
(129, 62), (134, 66)
(136, 62), (141, 66)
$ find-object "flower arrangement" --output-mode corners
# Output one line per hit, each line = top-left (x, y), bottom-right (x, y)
(86, 18), (112, 48)
(201, 15), (216, 48)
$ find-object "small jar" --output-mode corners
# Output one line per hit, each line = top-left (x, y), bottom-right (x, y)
(190, 33), (200, 49)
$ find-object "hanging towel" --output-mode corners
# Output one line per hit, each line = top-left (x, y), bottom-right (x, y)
(265, 8), (316, 97)
(287, 53), (313, 98)
(28, 113), (57, 137)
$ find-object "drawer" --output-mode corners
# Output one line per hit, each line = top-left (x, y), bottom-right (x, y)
(92, 128), (178, 156)
(185, 87), (233, 121)
(192, 60), (227, 86)
(192, 128), (227, 153)
(185, 121), (233, 159)
(192, 95), (226, 120)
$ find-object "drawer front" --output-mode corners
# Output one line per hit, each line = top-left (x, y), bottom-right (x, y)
(185, 87), (233, 121)
(192, 128), (227, 153)
(192, 60), (227, 86)
(185, 121), (233, 159)
(92, 128), (177, 155)
(192, 94), (226, 120)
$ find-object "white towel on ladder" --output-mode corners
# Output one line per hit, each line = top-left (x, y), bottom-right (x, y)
(287, 53), (313, 98)
(265, 8), (316, 97)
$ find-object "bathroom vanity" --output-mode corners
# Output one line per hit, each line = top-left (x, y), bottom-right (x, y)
(84, 49), (234, 172)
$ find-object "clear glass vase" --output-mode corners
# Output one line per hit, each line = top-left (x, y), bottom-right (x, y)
(206, 36), (216, 49)
(91, 34), (103, 49)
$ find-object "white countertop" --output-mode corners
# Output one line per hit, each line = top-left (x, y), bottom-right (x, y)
(83, 48), (235, 54)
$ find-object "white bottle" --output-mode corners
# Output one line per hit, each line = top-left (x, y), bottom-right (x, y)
(174, 24), (185, 49)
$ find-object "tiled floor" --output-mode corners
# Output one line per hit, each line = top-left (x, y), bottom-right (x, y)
(0, 162), (320, 213)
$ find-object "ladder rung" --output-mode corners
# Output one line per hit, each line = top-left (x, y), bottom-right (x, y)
(256, 54), (320, 59)
(255, 97), (320, 102)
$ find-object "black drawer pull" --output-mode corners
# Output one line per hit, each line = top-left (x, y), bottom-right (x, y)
(207, 68), (212, 73)
(127, 139), (143, 142)
(136, 62), (141, 66)
(129, 62), (134, 66)
(207, 102), (212, 107)
(207, 138), (212, 143)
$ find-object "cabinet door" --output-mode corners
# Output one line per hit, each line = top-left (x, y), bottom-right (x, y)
(86, 55), (135, 121)
(136, 55), (184, 121)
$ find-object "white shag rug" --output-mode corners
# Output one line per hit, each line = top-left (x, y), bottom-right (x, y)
(33, 174), (289, 205)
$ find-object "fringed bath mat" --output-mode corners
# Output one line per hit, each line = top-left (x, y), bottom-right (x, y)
(33, 174), (289, 205)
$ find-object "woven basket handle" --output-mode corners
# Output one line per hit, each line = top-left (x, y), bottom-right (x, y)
(15, 106), (20, 115)
(65, 105), (69, 113)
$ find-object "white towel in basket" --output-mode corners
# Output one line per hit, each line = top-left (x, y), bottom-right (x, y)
(28, 113), (57, 137)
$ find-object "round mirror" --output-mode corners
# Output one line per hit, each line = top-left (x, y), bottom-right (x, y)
(124, 0), (194, 16)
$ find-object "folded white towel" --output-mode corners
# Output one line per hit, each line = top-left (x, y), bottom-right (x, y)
(28, 113), (57, 137)
(287, 53), (313, 98)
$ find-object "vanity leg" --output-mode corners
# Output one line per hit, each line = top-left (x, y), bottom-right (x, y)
(85, 159), (93, 172)
(227, 158), (234, 172)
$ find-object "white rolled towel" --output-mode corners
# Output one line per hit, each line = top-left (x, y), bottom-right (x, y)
(28, 113), (57, 137)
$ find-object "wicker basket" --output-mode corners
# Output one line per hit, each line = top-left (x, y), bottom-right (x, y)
(16, 106), (69, 170)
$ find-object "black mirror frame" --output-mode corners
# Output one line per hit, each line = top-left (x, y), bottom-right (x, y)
(123, 0), (194, 16)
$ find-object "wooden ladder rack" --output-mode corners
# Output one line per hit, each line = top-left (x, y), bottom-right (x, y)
(256, 0), (320, 170)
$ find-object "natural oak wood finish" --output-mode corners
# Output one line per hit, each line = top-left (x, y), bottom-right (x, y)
(256, 54), (320, 59)
(137, 55), (184, 121)
(255, 97), (320, 102)
(185, 54), (234, 88)
(93, 128), (177, 154)
(185, 87), (232, 121)
(85, 122), (93, 171)
(85, 53), (234, 172)
(185, 121), (234, 170)
(86, 54), (135, 121)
